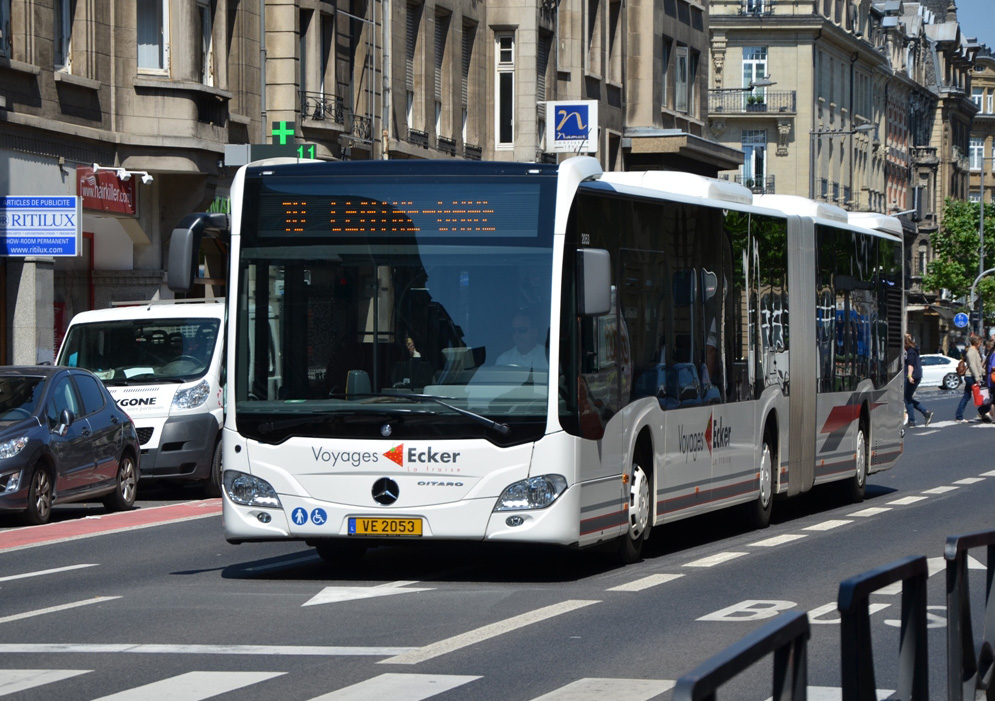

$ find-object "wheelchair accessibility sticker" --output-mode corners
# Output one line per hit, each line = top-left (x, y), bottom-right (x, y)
(311, 508), (327, 525)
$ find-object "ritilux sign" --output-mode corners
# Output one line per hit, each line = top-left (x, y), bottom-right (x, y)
(0, 196), (81, 257)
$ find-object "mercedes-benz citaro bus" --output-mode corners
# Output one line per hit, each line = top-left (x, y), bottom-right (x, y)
(167, 157), (904, 564)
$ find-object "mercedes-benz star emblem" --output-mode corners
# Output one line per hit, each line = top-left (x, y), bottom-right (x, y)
(372, 477), (400, 505)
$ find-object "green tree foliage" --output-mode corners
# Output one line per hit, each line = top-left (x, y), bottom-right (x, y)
(922, 198), (995, 325)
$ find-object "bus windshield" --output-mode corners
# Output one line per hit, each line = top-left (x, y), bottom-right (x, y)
(235, 168), (557, 444)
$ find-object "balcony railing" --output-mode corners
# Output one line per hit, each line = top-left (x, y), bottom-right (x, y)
(739, 0), (775, 15)
(300, 91), (373, 142)
(721, 173), (775, 194)
(708, 90), (796, 114)
(437, 136), (458, 156)
(464, 143), (482, 160)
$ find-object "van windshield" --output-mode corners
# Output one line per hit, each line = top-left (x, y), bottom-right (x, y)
(59, 317), (222, 384)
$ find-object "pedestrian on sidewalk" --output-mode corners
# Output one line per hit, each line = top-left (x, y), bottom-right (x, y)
(904, 334), (933, 427)
(977, 338), (995, 423)
(955, 334), (985, 422)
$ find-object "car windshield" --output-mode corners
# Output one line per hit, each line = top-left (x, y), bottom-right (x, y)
(59, 317), (221, 384)
(0, 376), (45, 421)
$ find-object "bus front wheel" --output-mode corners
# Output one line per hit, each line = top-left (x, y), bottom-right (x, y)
(842, 424), (868, 503)
(617, 462), (651, 564)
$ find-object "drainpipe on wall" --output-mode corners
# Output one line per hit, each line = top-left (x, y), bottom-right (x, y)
(260, 0), (268, 143)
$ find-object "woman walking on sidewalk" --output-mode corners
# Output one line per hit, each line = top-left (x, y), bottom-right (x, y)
(955, 334), (985, 422)
(904, 334), (933, 427)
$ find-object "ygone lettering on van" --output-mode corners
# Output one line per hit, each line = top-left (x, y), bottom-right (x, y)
(118, 397), (156, 407)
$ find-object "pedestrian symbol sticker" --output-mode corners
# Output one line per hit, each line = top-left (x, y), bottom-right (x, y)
(311, 508), (327, 525)
(292, 507), (308, 526)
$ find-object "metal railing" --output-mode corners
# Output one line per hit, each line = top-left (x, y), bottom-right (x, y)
(838, 555), (929, 700)
(673, 611), (809, 700)
(945, 528), (995, 700)
(708, 90), (796, 114)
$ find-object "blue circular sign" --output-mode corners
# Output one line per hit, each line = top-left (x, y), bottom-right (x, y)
(954, 312), (970, 328)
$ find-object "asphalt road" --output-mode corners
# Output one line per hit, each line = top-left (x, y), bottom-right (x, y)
(0, 385), (992, 700)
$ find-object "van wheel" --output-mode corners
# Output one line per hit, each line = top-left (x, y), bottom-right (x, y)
(745, 437), (773, 529)
(204, 440), (223, 498)
(21, 464), (53, 525)
(617, 462), (651, 564)
(843, 425), (868, 503)
(103, 452), (137, 512)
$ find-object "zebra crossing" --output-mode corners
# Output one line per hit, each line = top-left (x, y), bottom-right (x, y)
(0, 669), (891, 700)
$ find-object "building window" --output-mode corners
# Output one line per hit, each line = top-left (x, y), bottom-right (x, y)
(607, 0), (622, 84)
(462, 23), (476, 145)
(137, 0), (169, 72)
(537, 31), (552, 151)
(970, 137), (984, 171)
(973, 87), (984, 111)
(197, 0), (215, 86)
(495, 32), (515, 148)
(406, 4), (423, 131)
(0, 0), (10, 58)
(988, 92), (994, 115)
(435, 12), (450, 138)
(742, 46), (768, 102)
(55, 0), (73, 71)
(917, 243), (927, 277)
(660, 38), (671, 109)
(586, 0), (602, 77)
(742, 130), (767, 190)
(675, 44), (688, 113)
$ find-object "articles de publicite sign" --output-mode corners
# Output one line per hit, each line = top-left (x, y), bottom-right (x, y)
(0, 196), (81, 257)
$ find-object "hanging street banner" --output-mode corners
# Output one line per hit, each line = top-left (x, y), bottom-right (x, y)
(545, 100), (599, 153)
(0, 196), (81, 257)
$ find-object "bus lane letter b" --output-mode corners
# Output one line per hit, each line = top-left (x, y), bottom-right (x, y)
(697, 600), (796, 622)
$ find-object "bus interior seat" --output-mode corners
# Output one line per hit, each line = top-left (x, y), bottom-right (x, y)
(346, 370), (371, 397)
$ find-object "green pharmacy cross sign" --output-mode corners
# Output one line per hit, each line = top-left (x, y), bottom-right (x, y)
(271, 121), (296, 144)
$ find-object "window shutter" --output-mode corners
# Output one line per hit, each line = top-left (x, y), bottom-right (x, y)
(537, 34), (550, 119)
(406, 5), (418, 91)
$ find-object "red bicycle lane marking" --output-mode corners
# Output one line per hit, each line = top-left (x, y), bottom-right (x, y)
(0, 499), (223, 552)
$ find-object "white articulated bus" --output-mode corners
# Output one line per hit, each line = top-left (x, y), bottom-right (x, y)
(168, 157), (904, 563)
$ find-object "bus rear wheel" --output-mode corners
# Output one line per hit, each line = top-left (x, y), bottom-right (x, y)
(842, 424), (868, 503)
(744, 437), (773, 529)
(617, 462), (651, 564)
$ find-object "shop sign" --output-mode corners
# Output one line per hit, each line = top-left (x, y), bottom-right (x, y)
(0, 196), (80, 257)
(545, 100), (599, 153)
(77, 166), (137, 215)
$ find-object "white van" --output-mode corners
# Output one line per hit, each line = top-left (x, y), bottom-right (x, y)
(56, 300), (226, 495)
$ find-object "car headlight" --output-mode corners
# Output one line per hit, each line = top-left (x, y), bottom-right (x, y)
(0, 436), (29, 460)
(494, 474), (568, 511)
(173, 379), (211, 410)
(223, 470), (282, 509)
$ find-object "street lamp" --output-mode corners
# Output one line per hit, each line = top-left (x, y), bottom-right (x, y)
(808, 123), (877, 200)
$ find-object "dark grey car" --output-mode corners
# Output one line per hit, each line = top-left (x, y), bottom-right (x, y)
(0, 366), (141, 525)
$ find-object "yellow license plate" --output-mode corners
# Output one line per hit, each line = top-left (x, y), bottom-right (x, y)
(348, 517), (422, 536)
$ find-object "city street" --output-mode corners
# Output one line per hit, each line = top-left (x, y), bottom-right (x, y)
(0, 385), (992, 700)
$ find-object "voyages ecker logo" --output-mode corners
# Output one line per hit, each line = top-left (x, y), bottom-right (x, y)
(678, 412), (732, 463)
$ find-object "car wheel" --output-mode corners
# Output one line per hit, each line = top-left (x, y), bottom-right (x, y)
(744, 436), (774, 529)
(617, 461), (651, 564)
(21, 464), (53, 526)
(103, 452), (137, 512)
(942, 373), (962, 391)
(203, 440), (223, 498)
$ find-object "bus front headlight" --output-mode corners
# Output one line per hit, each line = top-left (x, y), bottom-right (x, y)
(494, 474), (567, 511)
(223, 470), (282, 509)
(173, 379), (211, 410)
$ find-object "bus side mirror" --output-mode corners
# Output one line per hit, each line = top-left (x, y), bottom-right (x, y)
(577, 248), (611, 316)
(167, 213), (229, 292)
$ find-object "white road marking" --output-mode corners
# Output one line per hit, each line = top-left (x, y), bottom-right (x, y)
(0, 669), (90, 695)
(0, 643), (416, 656)
(684, 552), (748, 567)
(887, 496), (928, 506)
(921, 486), (958, 494)
(953, 477), (984, 485)
(92, 671), (285, 701)
(804, 520), (852, 531)
(0, 563), (97, 583)
(303, 581), (434, 606)
(309, 673), (481, 701)
(607, 574), (684, 592)
(848, 507), (891, 517)
(378, 599), (600, 665)
(980, 470), (995, 477)
(748, 534), (807, 547)
(529, 677), (675, 700)
(0, 597), (121, 625)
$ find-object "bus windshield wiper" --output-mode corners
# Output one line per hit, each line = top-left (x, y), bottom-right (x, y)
(379, 392), (511, 436)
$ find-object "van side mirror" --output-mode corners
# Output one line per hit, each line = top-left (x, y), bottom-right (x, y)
(577, 249), (611, 316)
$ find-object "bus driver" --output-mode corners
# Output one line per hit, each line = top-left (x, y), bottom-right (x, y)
(496, 310), (548, 371)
